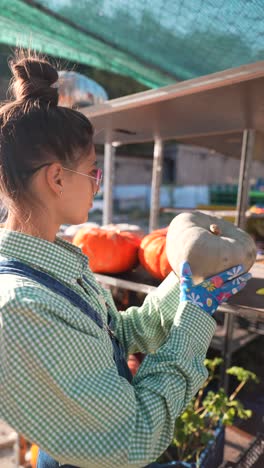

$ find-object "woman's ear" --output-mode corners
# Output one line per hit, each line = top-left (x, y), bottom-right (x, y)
(46, 163), (64, 196)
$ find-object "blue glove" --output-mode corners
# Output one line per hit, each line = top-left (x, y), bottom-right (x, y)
(179, 262), (251, 315)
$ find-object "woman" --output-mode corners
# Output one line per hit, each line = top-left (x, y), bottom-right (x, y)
(0, 53), (250, 468)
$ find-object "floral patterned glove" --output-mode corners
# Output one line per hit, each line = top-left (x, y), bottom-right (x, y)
(179, 262), (252, 316)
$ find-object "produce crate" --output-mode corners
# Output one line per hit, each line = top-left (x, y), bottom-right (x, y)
(219, 433), (264, 467)
(209, 185), (264, 207)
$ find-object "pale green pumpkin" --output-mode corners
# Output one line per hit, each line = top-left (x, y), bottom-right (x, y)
(166, 211), (257, 284)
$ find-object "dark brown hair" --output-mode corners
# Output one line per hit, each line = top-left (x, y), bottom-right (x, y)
(0, 51), (93, 208)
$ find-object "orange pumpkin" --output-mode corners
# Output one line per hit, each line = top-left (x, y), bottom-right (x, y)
(30, 443), (39, 468)
(138, 228), (172, 280)
(19, 435), (28, 466)
(73, 227), (141, 274)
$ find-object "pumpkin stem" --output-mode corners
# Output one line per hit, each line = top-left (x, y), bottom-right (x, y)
(209, 224), (221, 236)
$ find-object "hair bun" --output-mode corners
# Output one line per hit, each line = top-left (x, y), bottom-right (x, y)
(11, 55), (59, 106)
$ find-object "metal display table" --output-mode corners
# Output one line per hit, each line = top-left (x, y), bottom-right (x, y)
(95, 262), (264, 320)
(95, 267), (158, 295)
(219, 262), (264, 320)
(85, 61), (264, 390)
(95, 262), (264, 384)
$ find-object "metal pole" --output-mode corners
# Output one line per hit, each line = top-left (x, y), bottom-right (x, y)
(221, 313), (235, 390)
(149, 139), (164, 232)
(235, 130), (255, 228)
(103, 143), (115, 225)
(223, 129), (255, 392)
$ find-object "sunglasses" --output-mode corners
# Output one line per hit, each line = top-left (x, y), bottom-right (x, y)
(62, 167), (103, 195)
(25, 163), (103, 196)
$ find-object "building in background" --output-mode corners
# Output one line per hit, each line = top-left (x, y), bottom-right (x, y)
(97, 143), (264, 187)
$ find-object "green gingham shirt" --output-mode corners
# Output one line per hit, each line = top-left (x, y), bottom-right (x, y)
(0, 228), (216, 468)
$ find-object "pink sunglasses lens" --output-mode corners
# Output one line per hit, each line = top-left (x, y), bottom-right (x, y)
(96, 168), (103, 186)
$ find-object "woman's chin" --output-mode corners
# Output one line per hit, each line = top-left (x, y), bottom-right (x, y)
(65, 214), (88, 226)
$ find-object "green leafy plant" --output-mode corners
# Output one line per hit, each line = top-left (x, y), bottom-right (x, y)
(158, 358), (259, 465)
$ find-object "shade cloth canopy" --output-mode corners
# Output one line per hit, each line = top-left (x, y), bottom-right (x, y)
(0, 0), (264, 88)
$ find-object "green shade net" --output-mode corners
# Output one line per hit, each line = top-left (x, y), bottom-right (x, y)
(0, 0), (264, 88)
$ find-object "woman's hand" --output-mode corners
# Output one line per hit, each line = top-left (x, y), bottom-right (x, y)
(179, 262), (251, 315)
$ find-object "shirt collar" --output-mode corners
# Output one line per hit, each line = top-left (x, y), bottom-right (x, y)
(0, 228), (88, 283)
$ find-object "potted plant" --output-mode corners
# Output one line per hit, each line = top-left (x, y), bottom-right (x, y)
(155, 358), (259, 468)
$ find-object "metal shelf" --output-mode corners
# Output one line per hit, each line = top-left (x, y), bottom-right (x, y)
(211, 325), (258, 352)
(95, 262), (264, 321)
(85, 64), (264, 393)
(95, 263), (264, 363)
(95, 272), (156, 294)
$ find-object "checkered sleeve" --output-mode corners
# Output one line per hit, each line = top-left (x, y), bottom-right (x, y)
(108, 271), (216, 355)
(1, 283), (215, 468)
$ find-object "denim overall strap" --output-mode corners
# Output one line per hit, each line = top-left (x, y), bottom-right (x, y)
(0, 260), (133, 382)
(0, 260), (103, 328)
(0, 260), (159, 468)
